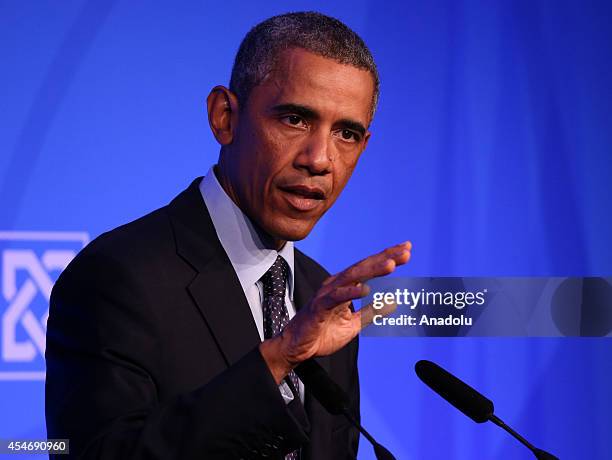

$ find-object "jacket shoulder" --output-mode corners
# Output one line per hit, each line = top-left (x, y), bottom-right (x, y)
(85, 206), (172, 259)
(57, 204), (176, 288)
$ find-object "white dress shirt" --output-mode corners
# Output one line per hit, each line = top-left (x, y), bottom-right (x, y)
(199, 165), (303, 403)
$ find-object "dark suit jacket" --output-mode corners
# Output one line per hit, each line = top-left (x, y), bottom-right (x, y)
(45, 177), (360, 459)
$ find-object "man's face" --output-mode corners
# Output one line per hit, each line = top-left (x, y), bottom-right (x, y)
(222, 47), (374, 243)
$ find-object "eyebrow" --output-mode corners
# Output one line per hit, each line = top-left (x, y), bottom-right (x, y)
(337, 118), (367, 137)
(271, 103), (319, 120)
(271, 103), (367, 137)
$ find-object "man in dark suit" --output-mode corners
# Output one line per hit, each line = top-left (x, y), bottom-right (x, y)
(45, 12), (411, 459)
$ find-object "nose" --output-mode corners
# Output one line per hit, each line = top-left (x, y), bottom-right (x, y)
(294, 128), (332, 175)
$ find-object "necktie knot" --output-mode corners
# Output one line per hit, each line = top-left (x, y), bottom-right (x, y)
(260, 255), (290, 340)
(261, 255), (289, 299)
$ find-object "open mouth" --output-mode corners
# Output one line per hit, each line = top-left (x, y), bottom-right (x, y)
(278, 185), (326, 212)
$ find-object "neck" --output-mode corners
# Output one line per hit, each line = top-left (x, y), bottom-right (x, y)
(213, 163), (286, 251)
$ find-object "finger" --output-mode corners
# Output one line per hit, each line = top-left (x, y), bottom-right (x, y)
(339, 241), (411, 285)
(322, 274), (337, 286)
(368, 241), (412, 268)
(322, 241), (411, 289)
(382, 240), (412, 265)
(356, 299), (398, 329)
(317, 282), (370, 310)
(333, 250), (404, 287)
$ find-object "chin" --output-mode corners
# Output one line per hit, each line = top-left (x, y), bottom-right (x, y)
(266, 218), (317, 243)
(274, 226), (311, 242)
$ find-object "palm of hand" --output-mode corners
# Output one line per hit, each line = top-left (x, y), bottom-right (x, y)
(284, 299), (360, 362)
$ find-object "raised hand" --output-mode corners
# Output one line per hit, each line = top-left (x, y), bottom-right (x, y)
(260, 241), (412, 383)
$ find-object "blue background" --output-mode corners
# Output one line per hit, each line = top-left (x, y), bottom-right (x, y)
(2, 1), (611, 458)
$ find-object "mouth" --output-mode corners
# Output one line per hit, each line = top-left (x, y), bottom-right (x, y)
(278, 184), (326, 212)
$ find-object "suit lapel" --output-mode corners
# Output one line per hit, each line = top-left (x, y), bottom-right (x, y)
(167, 177), (331, 376)
(167, 177), (261, 367)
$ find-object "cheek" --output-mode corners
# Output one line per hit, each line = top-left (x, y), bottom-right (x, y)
(245, 124), (291, 200)
(333, 153), (360, 188)
(252, 124), (294, 172)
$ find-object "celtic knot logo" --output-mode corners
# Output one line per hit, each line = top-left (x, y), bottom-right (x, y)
(0, 231), (88, 380)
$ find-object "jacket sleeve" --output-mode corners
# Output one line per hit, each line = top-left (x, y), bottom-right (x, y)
(45, 251), (310, 459)
(348, 335), (360, 459)
(334, 322), (360, 459)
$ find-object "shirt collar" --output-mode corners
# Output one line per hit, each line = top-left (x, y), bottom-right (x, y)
(199, 165), (294, 300)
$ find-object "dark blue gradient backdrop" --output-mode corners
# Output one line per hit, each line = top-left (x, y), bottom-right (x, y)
(2, 1), (611, 458)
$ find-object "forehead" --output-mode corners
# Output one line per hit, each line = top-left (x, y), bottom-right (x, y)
(252, 48), (374, 125)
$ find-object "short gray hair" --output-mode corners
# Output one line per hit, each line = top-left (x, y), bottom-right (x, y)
(229, 11), (379, 118)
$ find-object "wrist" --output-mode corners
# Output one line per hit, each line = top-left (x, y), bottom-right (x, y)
(259, 335), (295, 384)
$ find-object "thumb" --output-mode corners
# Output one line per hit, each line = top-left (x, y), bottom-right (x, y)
(356, 299), (398, 331)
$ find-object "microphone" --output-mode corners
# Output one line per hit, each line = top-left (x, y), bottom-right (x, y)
(415, 360), (559, 460)
(295, 359), (396, 460)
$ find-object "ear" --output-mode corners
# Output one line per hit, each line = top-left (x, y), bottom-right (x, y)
(206, 85), (240, 145)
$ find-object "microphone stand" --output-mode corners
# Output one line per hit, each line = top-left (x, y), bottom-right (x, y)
(341, 409), (396, 460)
(488, 415), (559, 460)
(295, 359), (396, 460)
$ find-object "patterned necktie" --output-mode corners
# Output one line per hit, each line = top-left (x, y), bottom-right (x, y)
(261, 255), (300, 460)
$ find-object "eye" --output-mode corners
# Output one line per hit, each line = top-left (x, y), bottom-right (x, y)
(334, 129), (360, 143)
(280, 115), (307, 129)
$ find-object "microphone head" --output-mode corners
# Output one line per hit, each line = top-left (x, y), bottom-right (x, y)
(415, 360), (494, 423)
(294, 359), (349, 415)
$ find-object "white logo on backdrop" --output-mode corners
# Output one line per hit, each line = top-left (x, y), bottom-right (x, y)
(0, 231), (88, 380)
